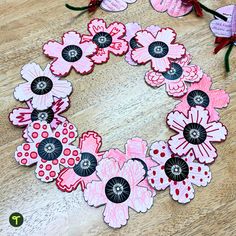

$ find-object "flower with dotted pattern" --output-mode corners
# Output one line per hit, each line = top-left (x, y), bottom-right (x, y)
(84, 158), (153, 228)
(148, 141), (212, 204)
(43, 31), (97, 77)
(56, 131), (104, 192)
(167, 106), (227, 164)
(14, 121), (80, 182)
(82, 18), (128, 64)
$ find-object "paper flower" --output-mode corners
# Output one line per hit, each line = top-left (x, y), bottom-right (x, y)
(174, 74), (230, 121)
(82, 18), (128, 64)
(56, 131), (104, 192)
(101, 0), (137, 12)
(148, 141), (211, 204)
(43, 31), (97, 76)
(14, 121), (80, 182)
(104, 138), (156, 195)
(13, 63), (72, 110)
(124, 23), (160, 66)
(84, 158), (153, 228)
(167, 106), (227, 164)
(145, 53), (203, 97)
(131, 28), (186, 72)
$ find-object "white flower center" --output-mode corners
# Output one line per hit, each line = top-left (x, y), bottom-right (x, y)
(98, 36), (107, 44)
(153, 45), (163, 54)
(37, 81), (47, 90)
(171, 165), (182, 175)
(113, 183), (124, 195)
(44, 143), (56, 153)
(194, 95), (204, 104)
(68, 49), (78, 58)
(189, 129), (200, 139)
(80, 159), (91, 169)
(38, 112), (48, 121)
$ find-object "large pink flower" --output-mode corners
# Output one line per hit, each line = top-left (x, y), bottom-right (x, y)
(131, 28), (186, 72)
(101, 0), (137, 12)
(56, 131), (104, 192)
(84, 158), (153, 228)
(174, 74), (230, 121)
(148, 141), (211, 204)
(13, 63), (72, 110)
(14, 121), (80, 182)
(82, 18), (128, 64)
(145, 53), (203, 97)
(167, 106), (228, 164)
(104, 138), (156, 196)
(43, 31), (97, 76)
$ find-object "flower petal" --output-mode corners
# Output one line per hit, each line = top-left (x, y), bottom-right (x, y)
(205, 122), (227, 142)
(72, 56), (95, 74)
(109, 40), (128, 56)
(155, 27), (176, 44)
(167, 110), (187, 132)
(14, 82), (33, 102)
(58, 145), (80, 168)
(125, 22), (141, 40)
(151, 57), (171, 72)
(104, 148), (127, 167)
(62, 31), (82, 45)
(88, 18), (107, 35)
(50, 58), (72, 77)
(167, 43), (186, 59)
(43, 41), (63, 58)
(101, 0), (136, 12)
(131, 47), (152, 64)
(107, 22), (126, 39)
(135, 30), (155, 47)
(21, 63), (44, 82)
(125, 138), (148, 159)
(209, 89), (230, 109)
(31, 93), (54, 110)
(165, 80), (188, 97)
(145, 70), (165, 87)
(51, 79), (72, 99)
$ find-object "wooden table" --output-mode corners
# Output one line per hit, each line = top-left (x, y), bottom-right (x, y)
(0, 0), (235, 235)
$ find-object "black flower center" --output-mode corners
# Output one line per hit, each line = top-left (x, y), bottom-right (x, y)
(73, 152), (97, 177)
(31, 76), (53, 95)
(92, 32), (112, 48)
(131, 158), (148, 179)
(105, 177), (131, 203)
(164, 157), (189, 182)
(31, 108), (54, 123)
(148, 41), (169, 58)
(187, 90), (210, 108)
(62, 45), (83, 62)
(38, 137), (63, 160)
(130, 36), (140, 50)
(183, 123), (207, 145)
(162, 63), (183, 80)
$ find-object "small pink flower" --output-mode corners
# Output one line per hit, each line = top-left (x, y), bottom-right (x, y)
(101, 0), (137, 12)
(9, 97), (69, 142)
(84, 158), (153, 228)
(13, 63), (72, 110)
(174, 74), (230, 121)
(145, 53), (203, 97)
(167, 106), (228, 164)
(150, 0), (192, 17)
(43, 31), (97, 76)
(56, 131), (104, 192)
(104, 138), (156, 196)
(82, 18), (128, 64)
(14, 121), (80, 182)
(131, 28), (186, 72)
(148, 141), (211, 204)
(124, 23), (161, 65)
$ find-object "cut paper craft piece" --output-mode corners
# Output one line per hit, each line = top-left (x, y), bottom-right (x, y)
(125, 23), (161, 66)
(13, 63), (72, 110)
(148, 141), (212, 204)
(56, 131), (105, 192)
(145, 53), (203, 97)
(131, 28), (186, 72)
(101, 0), (137, 12)
(65, 0), (103, 13)
(167, 106), (227, 164)
(84, 158), (153, 228)
(82, 18), (128, 64)
(9, 97), (70, 142)
(43, 31), (97, 77)
(104, 137), (157, 196)
(174, 74), (230, 121)
(14, 121), (80, 182)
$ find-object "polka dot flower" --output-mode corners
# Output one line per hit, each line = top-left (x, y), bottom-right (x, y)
(56, 131), (104, 192)
(167, 106), (227, 164)
(145, 53), (203, 97)
(131, 27), (186, 72)
(84, 158), (153, 228)
(13, 63), (72, 110)
(148, 141), (211, 204)
(14, 121), (80, 182)
(43, 31), (97, 76)
(82, 18), (128, 64)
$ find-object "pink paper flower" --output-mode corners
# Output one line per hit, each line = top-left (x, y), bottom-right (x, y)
(9, 97), (69, 141)
(148, 141), (211, 204)
(43, 31), (97, 76)
(104, 138), (156, 196)
(174, 74), (230, 121)
(167, 106), (227, 164)
(101, 0), (137, 12)
(131, 28), (186, 72)
(84, 158), (153, 228)
(82, 18), (128, 64)
(13, 63), (72, 110)
(56, 131), (104, 192)
(14, 121), (80, 182)
(145, 53), (203, 97)
(124, 23), (160, 65)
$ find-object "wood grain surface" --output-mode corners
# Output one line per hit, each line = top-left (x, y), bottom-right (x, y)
(0, 0), (236, 235)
